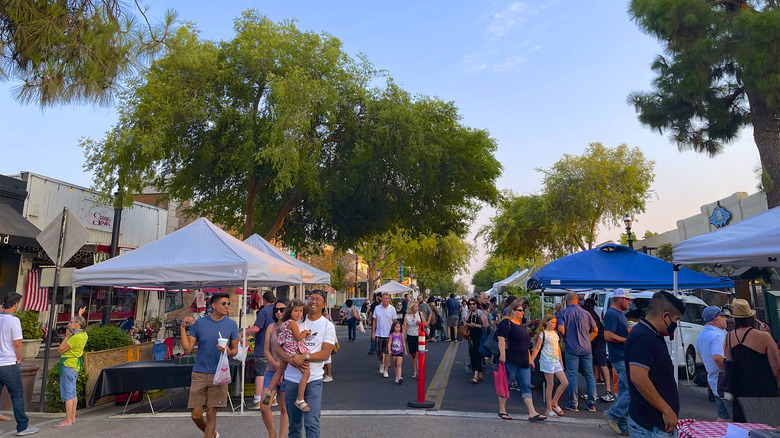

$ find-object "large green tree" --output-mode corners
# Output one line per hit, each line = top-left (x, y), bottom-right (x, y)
(471, 256), (522, 292)
(1, 0), (174, 106)
(629, 0), (780, 208)
(82, 12), (501, 248)
(481, 143), (655, 258)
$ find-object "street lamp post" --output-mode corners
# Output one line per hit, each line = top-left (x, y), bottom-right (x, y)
(355, 254), (359, 299)
(624, 214), (634, 249)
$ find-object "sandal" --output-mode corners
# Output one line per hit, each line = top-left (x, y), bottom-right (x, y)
(261, 393), (273, 405)
(54, 422), (72, 427)
(552, 406), (564, 416)
(498, 412), (512, 420)
(546, 410), (559, 418)
(477, 376), (485, 383)
(295, 399), (311, 412)
(529, 414), (547, 422)
(470, 378), (479, 384)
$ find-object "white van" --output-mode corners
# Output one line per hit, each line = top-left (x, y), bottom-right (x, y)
(603, 291), (707, 377)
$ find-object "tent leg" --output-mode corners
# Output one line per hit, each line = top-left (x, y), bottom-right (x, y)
(241, 279), (247, 414)
(70, 286), (75, 317)
(673, 268), (679, 384)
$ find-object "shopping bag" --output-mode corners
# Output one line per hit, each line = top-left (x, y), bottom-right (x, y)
(213, 349), (231, 385)
(494, 362), (509, 399)
(357, 321), (366, 333)
(232, 340), (248, 362)
(479, 328), (499, 357)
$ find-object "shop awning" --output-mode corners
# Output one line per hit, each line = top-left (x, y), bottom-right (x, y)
(0, 204), (41, 249)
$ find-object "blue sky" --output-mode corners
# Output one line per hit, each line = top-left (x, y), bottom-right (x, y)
(0, 1), (761, 287)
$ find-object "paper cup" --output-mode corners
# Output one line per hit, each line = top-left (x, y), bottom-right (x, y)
(217, 338), (228, 348)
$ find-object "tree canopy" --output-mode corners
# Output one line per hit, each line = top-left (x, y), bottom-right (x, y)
(82, 12), (502, 249)
(471, 256), (523, 292)
(1, 0), (175, 106)
(480, 143), (655, 258)
(629, 0), (780, 208)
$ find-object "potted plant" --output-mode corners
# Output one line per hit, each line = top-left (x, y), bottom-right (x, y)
(15, 310), (44, 360)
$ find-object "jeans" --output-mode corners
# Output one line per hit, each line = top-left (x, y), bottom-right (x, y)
(565, 350), (597, 407)
(627, 416), (677, 437)
(370, 338), (375, 352)
(715, 395), (732, 420)
(0, 364), (28, 432)
(346, 318), (358, 341)
(504, 362), (532, 399)
(606, 360), (630, 431)
(284, 378), (323, 438)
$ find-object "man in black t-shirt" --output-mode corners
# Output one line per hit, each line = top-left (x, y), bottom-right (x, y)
(625, 291), (685, 437)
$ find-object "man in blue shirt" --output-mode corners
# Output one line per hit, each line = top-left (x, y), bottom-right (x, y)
(695, 305), (731, 422)
(445, 294), (461, 341)
(558, 291), (598, 412)
(242, 291), (277, 407)
(626, 291), (684, 437)
(604, 288), (635, 435)
(181, 293), (239, 438)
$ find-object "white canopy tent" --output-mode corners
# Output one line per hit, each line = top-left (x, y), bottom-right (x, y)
(488, 267), (538, 298)
(375, 280), (412, 295)
(73, 217), (304, 412)
(244, 234), (330, 302)
(673, 205), (780, 268)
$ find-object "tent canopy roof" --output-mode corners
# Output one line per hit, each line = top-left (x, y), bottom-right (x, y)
(244, 234), (330, 284)
(528, 243), (733, 290)
(488, 267), (538, 296)
(374, 280), (412, 295)
(73, 218), (303, 288)
(673, 206), (780, 268)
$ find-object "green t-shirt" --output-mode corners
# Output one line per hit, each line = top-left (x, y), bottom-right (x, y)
(63, 332), (88, 370)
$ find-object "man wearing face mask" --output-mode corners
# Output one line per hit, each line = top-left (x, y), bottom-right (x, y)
(694, 306), (731, 422)
(625, 291), (685, 438)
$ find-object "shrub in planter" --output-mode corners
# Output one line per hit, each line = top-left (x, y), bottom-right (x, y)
(14, 310), (44, 340)
(45, 365), (88, 412)
(84, 326), (133, 352)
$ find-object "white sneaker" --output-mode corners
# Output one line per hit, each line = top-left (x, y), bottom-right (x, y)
(16, 426), (39, 436)
(271, 396), (278, 407)
(214, 432), (220, 438)
(323, 375), (333, 382)
(379, 364), (384, 374)
(383, 370), (389, 378)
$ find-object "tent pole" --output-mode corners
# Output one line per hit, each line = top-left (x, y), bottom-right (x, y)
(70, 286), (75, 317)
(673, 267), (679, 384)
(241, 279), (247, 414)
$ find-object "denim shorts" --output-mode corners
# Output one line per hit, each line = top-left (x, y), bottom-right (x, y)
(504, 362), (532, 399)
(263, 370), (281, 392)
(60, 365), (78, 400)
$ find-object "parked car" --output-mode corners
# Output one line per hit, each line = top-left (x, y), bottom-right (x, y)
(603, 291), (707, 377)
(338, 298), (367, 325)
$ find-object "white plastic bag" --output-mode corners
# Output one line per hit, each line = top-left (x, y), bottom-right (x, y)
(213, 349), (231, 385)
(357, 321), (366, 334)
(232, 340), (248, 362)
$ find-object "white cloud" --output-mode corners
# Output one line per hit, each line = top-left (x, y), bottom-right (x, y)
(486, 2), (529, 39)
(456, 51), (526, 77)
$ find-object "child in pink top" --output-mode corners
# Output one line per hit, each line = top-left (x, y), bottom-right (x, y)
(263, 300), (311, 411)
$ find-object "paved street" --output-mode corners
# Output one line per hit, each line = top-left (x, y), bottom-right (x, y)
(3, 325), (717, 437)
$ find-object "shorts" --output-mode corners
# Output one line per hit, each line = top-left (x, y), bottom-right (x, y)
(263, 370), (281, 392)
(446, 315), (459, 328)
(60, 365), (78, 400)
(592, 341), (607, 367)
(391, 352), (404, 357)
(406, 335), (418, 354)
(540, 357), (563, 374)
(375, 337), (389, 355)
(254, 357), (268, 375)
(187, 371), (229, 409)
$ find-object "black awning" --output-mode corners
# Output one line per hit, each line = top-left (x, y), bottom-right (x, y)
(0, 203), (41, 249)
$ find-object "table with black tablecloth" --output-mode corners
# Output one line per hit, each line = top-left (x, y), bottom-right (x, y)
(88, 359), (253, 408)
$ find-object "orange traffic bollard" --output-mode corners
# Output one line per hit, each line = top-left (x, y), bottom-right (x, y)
(408, 322), (434, 408)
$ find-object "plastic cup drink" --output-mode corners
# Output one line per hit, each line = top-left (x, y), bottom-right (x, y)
(218, 338), (228, 348)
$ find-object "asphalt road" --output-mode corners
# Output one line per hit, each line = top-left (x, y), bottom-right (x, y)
(3, 324), (719, 437)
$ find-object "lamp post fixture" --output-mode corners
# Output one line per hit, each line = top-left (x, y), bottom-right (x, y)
(623, 214), (634, 249)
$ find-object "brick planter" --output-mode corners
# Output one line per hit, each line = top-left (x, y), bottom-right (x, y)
(84, 342), (155, 405)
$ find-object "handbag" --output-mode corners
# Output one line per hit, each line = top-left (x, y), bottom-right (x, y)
(479, 326), (499, 357)
(232, 340), (249, 362)
(494, 362), (509, 399)
(331, 341), (340, 354)
(212, 349), (231, 385)
(458, 325), (470, 341)
(357, 321), (366, 333)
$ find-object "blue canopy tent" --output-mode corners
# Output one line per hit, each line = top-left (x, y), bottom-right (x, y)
(527, 243), (734, 291)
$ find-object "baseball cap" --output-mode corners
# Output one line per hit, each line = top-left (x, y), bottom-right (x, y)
(702, 305), (731, 322)
(309, 289), (327, 300)
(613, 288), (635, 299)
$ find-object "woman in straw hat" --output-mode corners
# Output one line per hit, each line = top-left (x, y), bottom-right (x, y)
(723, 299), (780, 422)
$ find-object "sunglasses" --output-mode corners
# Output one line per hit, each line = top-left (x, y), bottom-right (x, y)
(469, 302), (478, 306)
(274, 307), (286, 313)
(217, 301), (231, 306)
(513, 307), (525, 312)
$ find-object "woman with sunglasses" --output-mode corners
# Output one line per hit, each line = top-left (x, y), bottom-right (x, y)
(260, 299), (289, 438)
(465, 298), (489, 383)
(496, 300), (547, 422)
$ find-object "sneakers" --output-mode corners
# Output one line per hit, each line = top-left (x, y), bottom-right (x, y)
(368, 349), (374, 354)
(605, 413), (628, 436)
(601, 391), (616, 402)
(16, 426), (38, 436)
(379, 364), (385, 374)
(383, 370), (389, 378)
(214, 432), (220, 438)
(564, 404), (578, 412)
(587, 404), (597, 413)
(323, 375), (333, 382)
(398, 377), (403, 384)
(270, 396), (278, 407)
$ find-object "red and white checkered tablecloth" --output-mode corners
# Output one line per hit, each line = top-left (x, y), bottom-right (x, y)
(677, 418), (777, 438)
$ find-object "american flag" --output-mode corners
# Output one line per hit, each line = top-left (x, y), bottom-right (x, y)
(24, 270), (50, 312)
